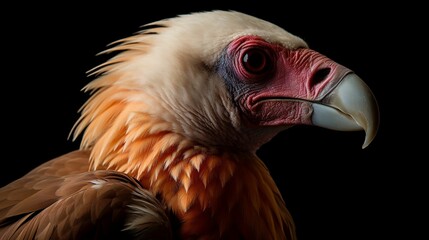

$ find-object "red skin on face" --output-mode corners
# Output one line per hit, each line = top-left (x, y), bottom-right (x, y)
(228, 36), (352, 127)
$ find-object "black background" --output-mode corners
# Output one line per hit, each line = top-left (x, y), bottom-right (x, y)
(1, 2), (422, 240)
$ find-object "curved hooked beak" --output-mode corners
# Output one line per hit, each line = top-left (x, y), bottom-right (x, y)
(312, 73), (380, 148)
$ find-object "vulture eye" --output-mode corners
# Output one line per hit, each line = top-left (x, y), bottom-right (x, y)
(237, 47), (274, 82)
(242, 49), (269, 73)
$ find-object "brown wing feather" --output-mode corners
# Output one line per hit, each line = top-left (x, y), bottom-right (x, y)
(0, 151), (171, 239)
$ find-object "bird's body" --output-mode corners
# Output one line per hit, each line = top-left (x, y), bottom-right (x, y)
(0, 10), (379, 239)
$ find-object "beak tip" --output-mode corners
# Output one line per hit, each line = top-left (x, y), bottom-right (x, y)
(362, 140), (370, 149)
(314, 73), (380, 149)
(363, 126), (379, 149)
(362, 117), (380, 149)
(362, 137), (374, 149)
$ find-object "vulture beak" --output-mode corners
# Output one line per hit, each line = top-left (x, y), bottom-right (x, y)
(311, 73), (380, 148)
(241, 45), (379, 149)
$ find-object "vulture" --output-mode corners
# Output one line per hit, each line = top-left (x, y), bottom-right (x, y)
(0, 10), (379, 240)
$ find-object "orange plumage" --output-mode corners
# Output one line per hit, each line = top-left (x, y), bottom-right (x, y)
(0, 10), (379, 240)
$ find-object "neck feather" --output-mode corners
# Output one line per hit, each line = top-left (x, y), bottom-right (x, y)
(73, 86), (296, 239)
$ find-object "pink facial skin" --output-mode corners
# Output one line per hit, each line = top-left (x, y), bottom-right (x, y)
(227, 36), (352, 127)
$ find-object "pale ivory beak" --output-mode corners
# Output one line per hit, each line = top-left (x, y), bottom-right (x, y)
(312, 73), (380, 148)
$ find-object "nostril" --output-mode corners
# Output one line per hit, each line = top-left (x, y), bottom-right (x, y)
(312, 68), (331, 85)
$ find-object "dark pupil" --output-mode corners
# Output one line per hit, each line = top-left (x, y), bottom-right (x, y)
(243, 50), (266, 73)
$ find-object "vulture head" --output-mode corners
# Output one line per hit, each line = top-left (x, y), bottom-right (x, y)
(70, 10), (379, 239)
(73, 10), (378, 153)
